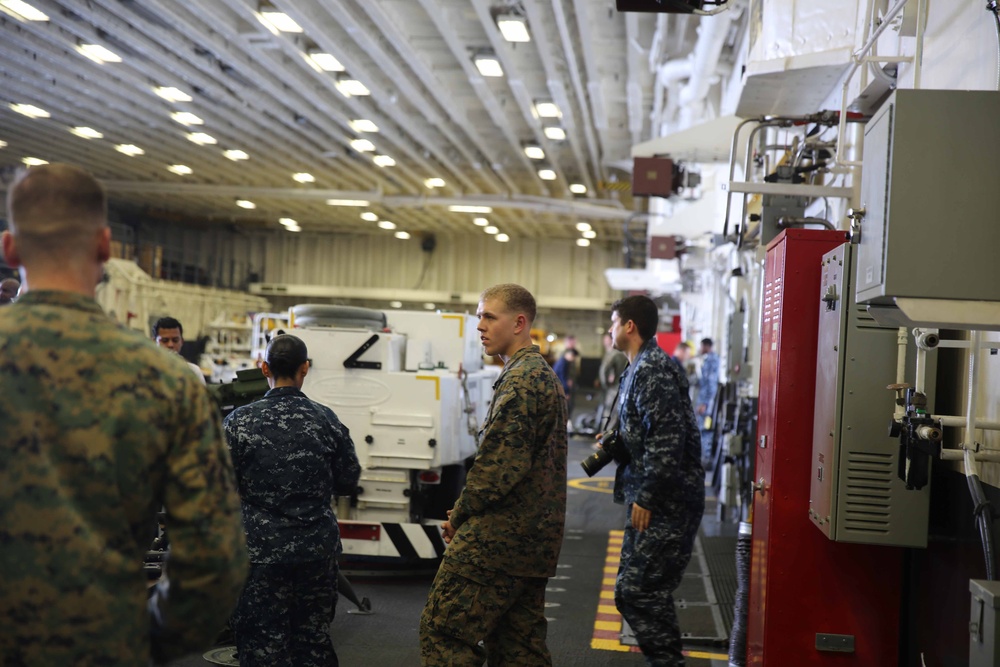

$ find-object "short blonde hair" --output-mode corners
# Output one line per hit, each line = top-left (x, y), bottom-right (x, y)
(480, 283), (536, 323)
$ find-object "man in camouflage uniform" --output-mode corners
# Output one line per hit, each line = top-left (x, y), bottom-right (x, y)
(420, 283), (567, 666)
(607, 295), (705, 666)
(0, 163), (248, 665)
(224, 334), (360, 667)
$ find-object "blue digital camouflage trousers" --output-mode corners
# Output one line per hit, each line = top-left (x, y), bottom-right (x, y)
(615, 506), (702, 666)
(232, 558), (338, 667)
(420, 558), (551, 666)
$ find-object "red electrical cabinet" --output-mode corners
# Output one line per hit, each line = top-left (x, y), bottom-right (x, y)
(747, 229), (903, 666)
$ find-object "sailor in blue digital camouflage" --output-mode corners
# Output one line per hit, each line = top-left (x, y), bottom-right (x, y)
(607, 295), (705, 666)
(0, 163), (248, 666)
(420, 283), (568, 667)
(223, 333), (361, 667)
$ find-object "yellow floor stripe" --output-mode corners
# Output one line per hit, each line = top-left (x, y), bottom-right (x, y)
(590, 638), (632, 652)
(599, 590), (615, 599)
(594, 620), (621, 632)
(687, 650), (729, 659)
(603, 566), (618, 574)
(602, 577), (616, 586)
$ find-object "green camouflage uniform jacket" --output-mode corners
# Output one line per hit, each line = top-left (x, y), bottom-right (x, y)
(446, 344), (567, 578)
(0, 291), (248, 666)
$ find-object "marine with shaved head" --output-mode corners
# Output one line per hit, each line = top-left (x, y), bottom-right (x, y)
(0, 163), (247, 666)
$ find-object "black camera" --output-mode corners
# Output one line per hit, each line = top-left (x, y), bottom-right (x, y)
(580, 430), (630, 477)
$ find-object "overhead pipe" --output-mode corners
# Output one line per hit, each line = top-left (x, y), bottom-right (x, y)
(677, 7), (739, 130)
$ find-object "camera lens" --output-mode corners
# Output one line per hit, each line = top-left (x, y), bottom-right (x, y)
(580, 447), (614, 477)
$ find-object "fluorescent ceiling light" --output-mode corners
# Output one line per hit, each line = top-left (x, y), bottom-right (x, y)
(538, 169), (557, 181)
(569, 183), (587, 194)
(170, 111), (203, 126)
(449, 205), (492, 213)
(424, 177), (445, 188)
(474, 55), (503, 78)
(236, 200), (256, 209)
(75, 43), (122, 64)
(335, 79), (370, 97)
(390, 301), (403, 308)
(10, 103), (49, 118)
(373, 155), (396, 168)
(279, 218), (297, 226)
(292, 172), (315, 183)
(223, 149), (249, 161)
(576, 222), (592, 232)
(186, 132), (217, 145)
(544, 126), (567, 141)
(22, 157), (47, 166)
(350, 139), (375, 152)
(360, 212), (379, 221)
(576, 238), (591, 247)
(394, 231), (411, 240)
(349, 119), (378, 133)
(424, 302), (436, 310)
(583, 230), (597, 239)
(286, 225), (302, 232)
(497, 15), (530, 43)
(473, 217), (489, 227)
(69, 126), (103, 139)
(484, 226), (499, 235)
(309, 51), (344, 72)
(0, 0), (48, 21)
(167, 164), (193, 175)
(115, 144), (144, 156)
(523, 145), (545, 160)
(0, 140), (7, 148)
(377, 220), (396, 230)
(154, 86), (191, 103)
(534, 102), (561, 118)
(326, 199), (369, 207)
(495, 233), (510, 242)
(259, 10), (303, 33)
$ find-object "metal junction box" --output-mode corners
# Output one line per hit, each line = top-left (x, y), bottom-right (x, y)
(810, 244), (934, 548)
(856, 90), (1000, 310)
(970, 580), (1000, 667)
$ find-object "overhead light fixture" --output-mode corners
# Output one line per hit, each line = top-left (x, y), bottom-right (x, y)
(22, 157), (48, 166)
(569, 183), (587, 194)
(390, 301), (403, 308)
(115, 144), (144, 156)
(0, 0), (49, 21)
(236, 199), (256, 209)
(496, 233), (510, 242)
(308, 51), (344, 72)
(473, 52), (503, 77)
(360, 212), (379, 221)
(484, 226), (499, 235)
(75, 43), (122, 64)
(0, 140), (7, 148)
(223, 149), (249, 161)
(292, 172), (315, 183)
(378, 220), (396, 230)
(583, 230), (597, 239)
(258, 8), (303, 33)
(534, 101), (561, 118)
(523, 145), (545, 160)
(373, 155), (396, 168)
(153, 86), (192, 103)
(473, 217), (489, 227)
(395, 231), (411, 240)
(538, 169), (556, 181)
(335, 78), (370, 97)
(10, 103), (49, 118)
(186, 132), (217, 145)
(497, 15), (530, 43)
(576, 238), (591, 247)
(69, 126), (103, 139)
(576, 222), (592, 232)
(285, 224), (302, 232)
(424, 302), (436, 310)
(170, 111), (203, 126)
(326, 199), (369, 207)
(167, 164), (193, 175)
(449, 205), (492, 214)
(424, 177), (446, 189)
(544, 126), (566, 141)
(350, 138), (375, 152)
(279, 217), (297, 226)
(349, 119), (378, 133)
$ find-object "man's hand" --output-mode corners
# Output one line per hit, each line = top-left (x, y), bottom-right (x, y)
(697, 403), (707, 415)
(631, 503), (652, 532)
(441, 509), (456, 544)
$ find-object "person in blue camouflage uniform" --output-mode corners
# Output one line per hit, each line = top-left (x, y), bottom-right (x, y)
(420, 283), (567, 667)
(696, 338), (719, 466)
(0, 163), (248, 666)
(607, 295), (705, 666)
(224, 333), (361, 667)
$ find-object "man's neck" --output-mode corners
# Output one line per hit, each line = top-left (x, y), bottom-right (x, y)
(19, 266), (100, 298)
(499, 338), (532, 365)
(623, 337), (645, 364)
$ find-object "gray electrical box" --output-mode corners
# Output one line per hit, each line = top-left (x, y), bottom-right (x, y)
(856, 90), (1000, 309)
(810, 243), (934, 547)
(970, 580), (1000, 667)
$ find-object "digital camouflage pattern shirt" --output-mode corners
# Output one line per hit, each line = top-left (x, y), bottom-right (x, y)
(224, 386), (360, 564)
(447, 344), (568, 579)
(0, 290), (248, 666)
(614, 337), (705, 513)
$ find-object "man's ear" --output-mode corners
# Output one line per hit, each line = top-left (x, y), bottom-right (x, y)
(514, 313), (527, 334)
(96, 227), (111, 263)
(2, 231), (21, 269)
(260, 360), (272, 379)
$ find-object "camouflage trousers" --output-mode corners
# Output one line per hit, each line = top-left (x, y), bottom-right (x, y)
(420, 558), (551, 666)
(232, 558), (338, 667)
(615, 506), (701, 667)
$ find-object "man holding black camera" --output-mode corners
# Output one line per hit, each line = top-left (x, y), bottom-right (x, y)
(606, 295), (704, 666)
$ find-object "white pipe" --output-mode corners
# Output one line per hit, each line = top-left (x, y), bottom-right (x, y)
(915, 346), (926, 395)
(913, 0), (926, 89)
(942, 449), (1000, 464)
(938, 416), (1000, 431)
(895, 327), (908, 420)
(677, 8), (736, 130)
(965, 330), (983, 452)
(652, 58), (694, 134)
